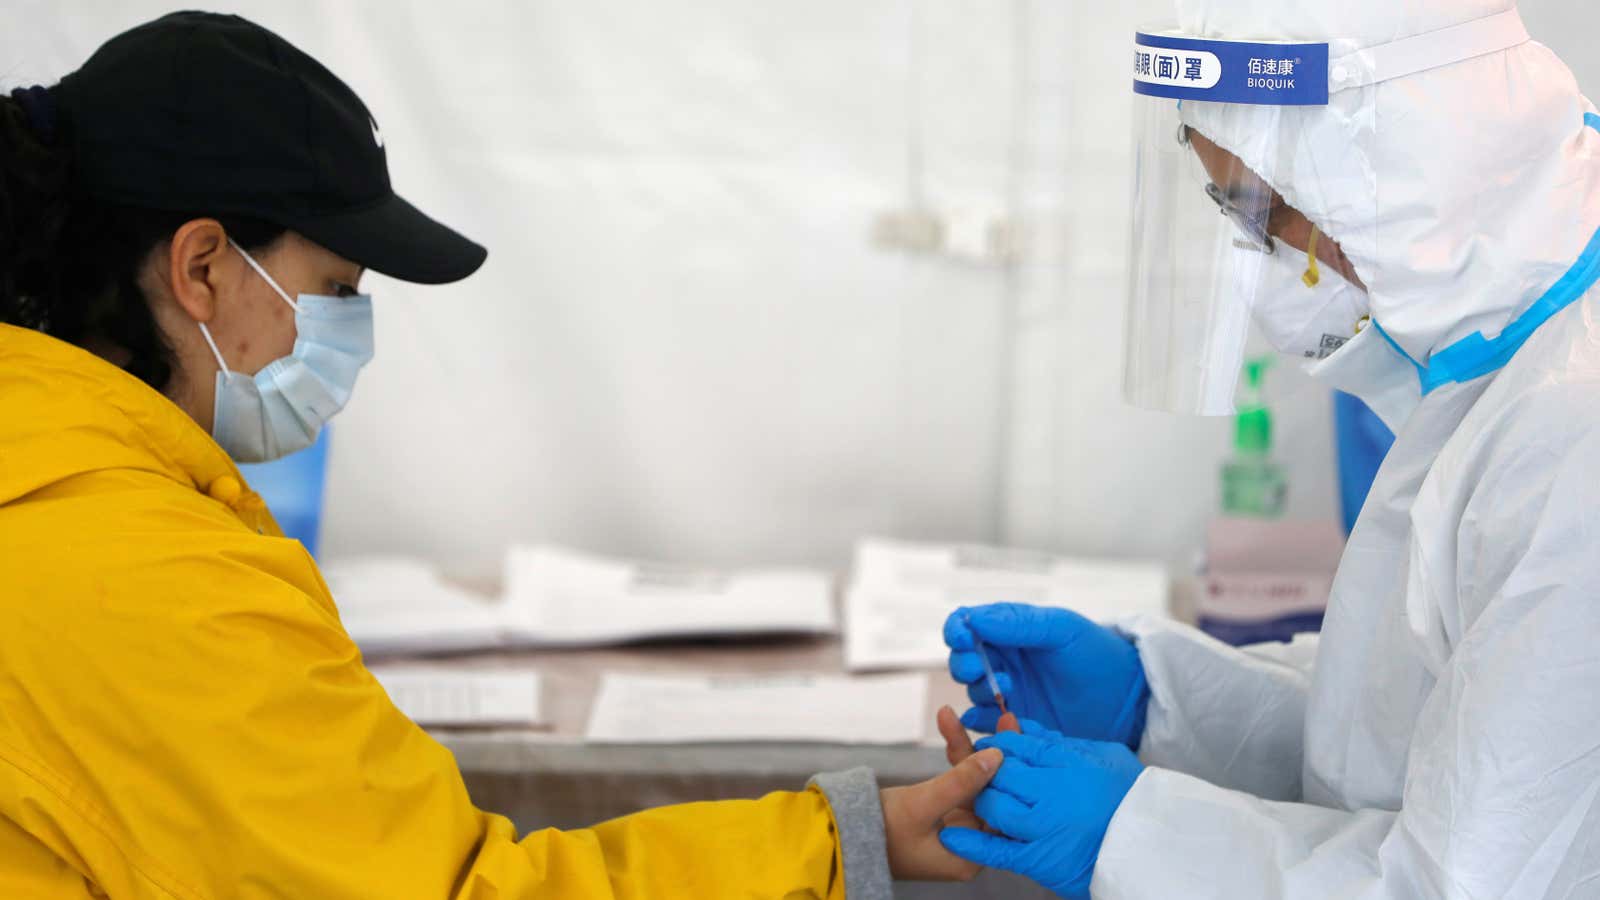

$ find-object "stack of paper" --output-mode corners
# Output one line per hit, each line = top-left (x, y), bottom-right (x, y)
(325, 557), (509, 656)
(843, 538), (1169, 670)
(326, 547), (837, 657)
(370, 666), (544, 727)
(584, 671), (928, 744)
(502, 545), (837, 645)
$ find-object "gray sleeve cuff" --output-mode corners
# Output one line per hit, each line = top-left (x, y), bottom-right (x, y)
(808, 766), (894, 900)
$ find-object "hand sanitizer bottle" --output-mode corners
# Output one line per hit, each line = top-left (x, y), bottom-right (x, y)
(1221, 357), (1287, 517)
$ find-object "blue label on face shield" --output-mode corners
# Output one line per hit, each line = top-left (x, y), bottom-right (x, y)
(1134, 33), (1329, 106)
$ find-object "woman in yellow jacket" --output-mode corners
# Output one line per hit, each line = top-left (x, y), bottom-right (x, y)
(0, 12), (1001, 899)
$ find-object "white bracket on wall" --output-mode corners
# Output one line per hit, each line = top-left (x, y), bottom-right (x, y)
(871, 208), (1022, 266)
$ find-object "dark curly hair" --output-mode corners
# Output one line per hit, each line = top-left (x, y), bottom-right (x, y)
(0, 85), (285, 393)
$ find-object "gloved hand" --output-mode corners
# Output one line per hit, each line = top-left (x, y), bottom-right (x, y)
(944, 603), (1148, 747)
(939, 729), (1145, 900)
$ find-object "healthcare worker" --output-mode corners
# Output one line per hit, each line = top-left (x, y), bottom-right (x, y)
(937, 1), (1600, 897)
(0, 12), (1001, 898)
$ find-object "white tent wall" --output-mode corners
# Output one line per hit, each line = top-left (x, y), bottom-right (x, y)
(9, 0), (1017, 576)
(11, 2), (1600, 579)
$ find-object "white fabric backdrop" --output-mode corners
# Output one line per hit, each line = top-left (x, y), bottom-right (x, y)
(11, 1), (1597, 579)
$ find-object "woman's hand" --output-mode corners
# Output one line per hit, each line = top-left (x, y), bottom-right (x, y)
(879, 745), (1004, 881)
(938, 703), (1020, 771)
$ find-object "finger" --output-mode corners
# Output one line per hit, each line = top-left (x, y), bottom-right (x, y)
(974, 731), (1031, 758)
(965, 679), (994, 708)
(967, 603), (1093, 649)
(943, 608), (978, 651)
(986, 758), (1037, 803)
(941, 808), (983, 831)
(937, 705), (976, 766)
(903, 747), (1003, 824)
(976, 730), (1090, 768)
(948, 650), (987, 685)
(996, 711), (1021, 734)
(974, 786), (1038, 839)
(1016, 717), (1050, 736)
(959, 705), (1002, 734)
(939, 826), (1025, 871)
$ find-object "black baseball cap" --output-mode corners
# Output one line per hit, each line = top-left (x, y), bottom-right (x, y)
(55, 10), (486, 284)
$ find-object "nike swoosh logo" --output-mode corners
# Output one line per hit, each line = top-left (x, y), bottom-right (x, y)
(370, 118), (384, 149)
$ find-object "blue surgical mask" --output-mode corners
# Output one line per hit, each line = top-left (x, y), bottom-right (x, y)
(196, 239), (375, 463)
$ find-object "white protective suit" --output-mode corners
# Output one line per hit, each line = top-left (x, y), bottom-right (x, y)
(1094, 1), (1600, 897)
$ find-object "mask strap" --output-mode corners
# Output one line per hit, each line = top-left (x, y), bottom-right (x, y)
(1302, 227), (1322, 288)
(227, 237), (301, 313)
(197, 321), (231, 375)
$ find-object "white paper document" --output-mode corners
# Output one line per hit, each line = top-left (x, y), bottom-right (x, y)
(324, 556), (509, 656)
(584, 671), (928, 744)
(843, 538), (1170, 670)
(503, 545), (838, 645)
(326, 548), (837, 657)
(371, 666), (544, 727)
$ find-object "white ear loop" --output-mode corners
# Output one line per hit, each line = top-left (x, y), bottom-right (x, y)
(200, 236), (304, 377)
(227, 236), (301, 313)
(197, 321), (231, 374)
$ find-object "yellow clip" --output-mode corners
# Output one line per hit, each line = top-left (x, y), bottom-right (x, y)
(1302, 226), (1322, 288)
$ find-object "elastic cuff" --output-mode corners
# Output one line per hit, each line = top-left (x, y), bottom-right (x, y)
(809, 767), (893, 900)
(1113, 617), (1168, 756)
(1114, 662), (1152, 752)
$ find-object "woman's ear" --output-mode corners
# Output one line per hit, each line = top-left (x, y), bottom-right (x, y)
(163, 218), (231, 324)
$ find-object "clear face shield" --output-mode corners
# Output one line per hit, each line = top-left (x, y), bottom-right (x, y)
(1124, 31), (1378, 414)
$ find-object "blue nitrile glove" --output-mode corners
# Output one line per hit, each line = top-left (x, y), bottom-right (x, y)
(939, 729), (1145, 900)
(944, 603), (1149, 748)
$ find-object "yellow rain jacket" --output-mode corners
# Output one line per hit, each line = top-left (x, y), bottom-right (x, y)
(0, 324), (883, 899)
